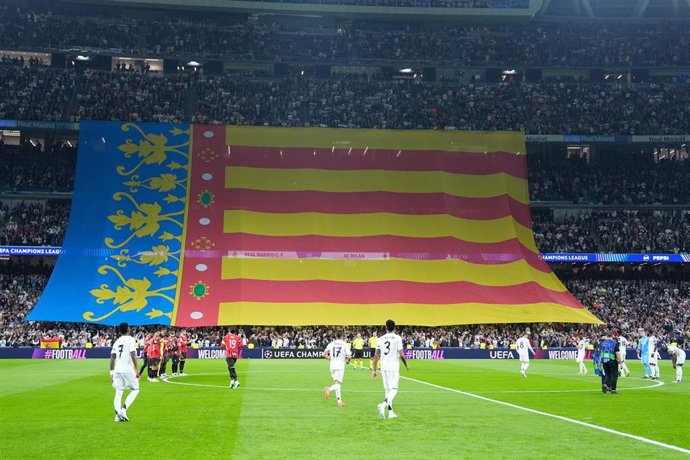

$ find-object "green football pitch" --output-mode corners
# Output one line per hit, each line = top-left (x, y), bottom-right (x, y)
(1, 358), (688, 459)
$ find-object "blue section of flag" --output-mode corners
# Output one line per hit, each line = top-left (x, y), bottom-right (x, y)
(27, 121), (190, 325)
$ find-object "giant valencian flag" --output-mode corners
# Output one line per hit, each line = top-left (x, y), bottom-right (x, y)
(29, 121), (602, 326)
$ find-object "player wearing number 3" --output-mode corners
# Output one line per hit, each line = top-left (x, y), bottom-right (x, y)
(323, 330), (351, 407)
(372, 319), (409, 420)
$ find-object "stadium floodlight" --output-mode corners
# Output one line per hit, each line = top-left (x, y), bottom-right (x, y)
(399, 68), (413, 74)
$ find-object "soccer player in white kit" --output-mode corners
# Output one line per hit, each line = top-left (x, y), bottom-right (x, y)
(618, 335), (630, 377)
(109, 322), (140, 422)
(647, 332), (659, 380)
(322, 331), (351, 407)
(516, 333), (535, 377)
(372, 319), (409, 419)
(576, 335), (589, 375)
(663, 344), (686, 383)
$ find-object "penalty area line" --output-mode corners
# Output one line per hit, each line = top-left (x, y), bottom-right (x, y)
(402, 376), (690, 456)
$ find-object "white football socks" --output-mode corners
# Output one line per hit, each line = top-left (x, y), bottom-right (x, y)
(114, 389), (123, 412)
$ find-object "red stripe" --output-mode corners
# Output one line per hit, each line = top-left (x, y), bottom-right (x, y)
(222, 234), (550, 272)
(175, 124), (228, 326)
(215, 279), (582, 308)
(222, 190), (532, 228)
(227, 146), (527, 179)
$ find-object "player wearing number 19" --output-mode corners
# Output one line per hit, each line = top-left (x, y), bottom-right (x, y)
(109, 322), (140, 422)
(372, 319), (409, 420)
(222, 328), (243, 389)
(323, 331), (352, 407)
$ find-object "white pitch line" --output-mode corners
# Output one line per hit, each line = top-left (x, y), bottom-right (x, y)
(402, 376), (690, 456)
(478, 377), (664, 394)
(161, 378), (434, 393)
(161, 372), (663, 394)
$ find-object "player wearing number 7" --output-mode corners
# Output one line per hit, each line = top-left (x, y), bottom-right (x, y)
(323, 331), (351, 407)
(372, 319), (409, 420)
(109, 322), (140, 422)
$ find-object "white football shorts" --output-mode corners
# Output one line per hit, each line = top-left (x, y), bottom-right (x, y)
(381, 370), (400, 392)
(330, 368), (345, 382)
(112, 372), (140, 391)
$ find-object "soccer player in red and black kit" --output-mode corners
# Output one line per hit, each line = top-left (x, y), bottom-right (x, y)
(222, 328), (243, 389)
(177, 330), (189, 375)
(169, 332), (181, 376)
(170, 330), (189, 376)
(146, 331), (162, 382)
(158, 330), (170, 378)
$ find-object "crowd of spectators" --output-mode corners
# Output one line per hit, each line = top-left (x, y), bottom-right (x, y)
(0, 201), (70, 246)
(0, 4), (31, 49)
(595, 211), (690, 254)
(70, 70), (190, 123)
(1, 0), (689, 352)
(532, 210), (690, 254)
(3, 5), (690, 67)
(32, 17), (140, 52)
(193, 77), (525, 130)
(3, 61), (690, 134)
(523, 83), (690, 135)
(0, 142), (77, 193)
(1, 263), (688, 350)
(528, 152), (690, 204)
(0, 65), (73, 121)
(531, 210), (596, 253)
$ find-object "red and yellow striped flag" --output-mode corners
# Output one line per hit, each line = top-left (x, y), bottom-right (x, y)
(173, 126), (601, 326)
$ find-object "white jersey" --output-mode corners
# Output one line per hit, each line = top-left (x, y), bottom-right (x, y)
(516, 337), (534, 358)
(111, 335), (137, 374)
(376, 332), (404, 372)
(647, 336), (658, 360)
(667, 345), (686, 365)
(325, 339), (350, 370)
(619, 336), (629, 360)
(576, 339), (588, 361)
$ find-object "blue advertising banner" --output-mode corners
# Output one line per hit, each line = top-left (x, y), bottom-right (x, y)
(1, 347), (681, 361)
(0, 246), (64, 256)
(8, 246), (689, 264)
(541, 253), (690, 263)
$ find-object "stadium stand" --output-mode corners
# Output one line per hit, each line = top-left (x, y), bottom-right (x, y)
(2, 266), (688, 348)
(0, 0), (689, 349)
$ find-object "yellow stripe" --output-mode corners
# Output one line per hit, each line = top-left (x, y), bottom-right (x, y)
(225, 167), (529, 204)
(220, 258), (563, 291)
(227, 126), (524, 154)
(217, 302), (603, 326)
(223, 211), (538, 252)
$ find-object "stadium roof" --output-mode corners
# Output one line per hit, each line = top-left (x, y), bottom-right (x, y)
(537, 0), (690, 20)
(63, 0), (690, 21)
